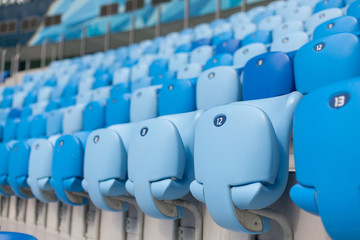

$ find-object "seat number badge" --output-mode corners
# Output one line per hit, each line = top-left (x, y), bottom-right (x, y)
(329, 93), (350, 109)
(314, 42), (325, 52)
(214, 115), (226, 127)
(140, 127), (148, 136)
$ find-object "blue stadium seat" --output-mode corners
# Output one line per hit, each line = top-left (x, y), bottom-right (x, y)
(62, 84), (78, 97)
(151, 71), (176, 86)
(212, 31), (233, 47)
(270, 32), (309, 53)
(3, 119), (18, 142)
(110, 83), (130, 98)
(20, 107), (32, 119)
(0, 142), (15, 196)
(8, 139), (36, 199)
(83, 101), (105, 131)
(51, 132), (89, 205)
(92, 86), (111, 101)
(190, 46), (213, 66)
(30, 114), (47, 138)
(177, 63), (202, 83)
(175, 43), (192, 53)
(215, 39), (240, 55)
(305, 8), (343, 35)
(149, 59), (168, 77)
(60, 96), (76, 108)
(294, 33), (360, 93)
(0, 232), (37, 240)
(1, 97), (13, 108)
(37, 87), (53, 102)
(229, 12), (252, 27)
(93, 73), (112, 89)
(83, 124), (133, 211)
(76, 91), (93, 105)
(258, 15), (283, 31)
(196, 66), (240, 109)
(62, 105), (85, 134)
(169, 53), (189, 72)
(192, 38), (212, 49)
(242, 52), (295, 100)
(290, 77), (360, 240)
(283, 6), (312, 22)
(131, 63), (149, 83)
(233, 43), (267, 69)
(28, 136), (59, 202)
(131, 76), (152, 92)
(242, 30), (272, 46)
(234, 23), (257, 41)
(130, 86), (161, 122)
(8, 108), (21, 119)
(272, 20), (304, 40)
(112, 68), (131, 85)
(78, 78), (94, 94)
(158, 79), (196, 116)
(314, 0), (344, 13)
(204, 53), (233, 70)
(46, 110), (63, 136)
(347, 0), (360, 20)
(252, 9), (275, 24)
(312, 16), (360, 39)
(45, 100), (60, 112)
(126, 110), (203, 219)
(16, 118), (31, 140)
(190, 92), (302, 233)
(24, 92), (37, 106)
(105, 95), (130, 126)
(12, 92), (26, 108)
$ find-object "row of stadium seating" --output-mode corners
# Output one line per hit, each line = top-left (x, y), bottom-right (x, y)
(0, 0), (359, 238)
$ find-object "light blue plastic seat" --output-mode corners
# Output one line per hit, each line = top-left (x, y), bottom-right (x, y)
(233, 43), (267, 69)
(126, 110), (203, 219)
(46, 110), (63, 136)
(290, 77), (360, 240)
(191, 38), (211, 49)
(283, 6), (313, 22)
(234, 23), (257, 41)
(0, 108), (10, 122)
(92, 86), (111, 101)
(190, 92), (302, 234)
(8, 139), (36, 199)
(272, 21), (304, 40)
(0, 141), (16, 196)
(28, 136), (60, 202)
(169, 53), (189, 72)
(258, 15), (283, 31)
(131, 76), (152, 92)
(294, 33), (360, 93)
(106, 95), (130, 126)
(78, 78), (95, 94)
(31, 101), (48, 115)
(62, 105), (85, 134)
(204, 53), (233, 70)
(112, 68), (131, 86)
(252, 9), (275, 24)
(76, 91), (93, 105)
(190, 46), (214, 66)
(314, 0), (344, 13)
(131, 63), (149, 83)
(196, 66), (240, 110)
(12, 92), (26, 108)
(229, 12), (252, 27)
(51, 132), (89, 206)
(347, 0), (360, 20)
(305, 8), (343, 35)
(37, 87), (53, 102)
(93, 73), (112, 89)
(130, 86), (161, 122)
(312, 16), (360, 39)
(158, 79), (196, 116)
(82, 123), (134, 211)
(242, 52), (295, 100)
(177, 63), (202, 83)
(242, 30), (272, 46)
(276, 0), (299, 17)
(270, 32), (309, 53)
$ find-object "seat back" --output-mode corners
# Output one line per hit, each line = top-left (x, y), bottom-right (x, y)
(16, 118), (31, 140)
(130, 86), (161, 122)
(233, 43), (267, 68)
(113, 68), (131, 85)
(204, 53), (233, 70)
(83, 101), (105, 131)
(191, 92), (302, 233)
(270, 32), (309, 53)
(347, 0), (360, 20)
(3, 119), (18, 142)
(46, 110), (63, 136)
(305, 8), (343, 34)
(312, 16), (360, 39)
(258, 15), (283, 31)
(283, 6), (312, 22)
(31, 114), (47, 138)
(62, 105), (85, 134)
(294, 33), (360, 94)
(190, 46), (213, 66)
(242, 30), (272, 46)
(272, 20), (304, 40)
(169, 53), (189, 72)
(0, 142), (15, 196)
(196, 66), (240, 110)
(215, 39), (240, 55)
(314, 0), (344, 13)
(290, 77), (360, 240)
(234, 23), (257, 40)
(106, 95), (130, 126)
(126, 111), (202, 219)
(51, 132), (89, 205)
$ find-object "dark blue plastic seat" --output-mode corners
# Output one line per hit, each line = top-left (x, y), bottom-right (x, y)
(294, 33), (360, 94)
(149, 59), (168, 78)
(3, 119), (18, 142)
(0, 232), (37, 240)
(105, 95), (130, 126)
(347, 0), (360, 20)
(30, 114), (47, 138)
(175, 43), (192, 53)
(314, 0), (344, 13)
(215, 39), (241, 55)
(290, 77), (360, 240)
(242, 52), (295, 100)
(20, 107), (32, 119)
(212, 31), (233, 47)
(192, 38), (211, 49)
(158, 79), (196, 116)
(312, 16), (360, 39)
(83, 101), (105, 130)
(1, 97), (12, 109)
(46, 110), (63, 136)
(16, 118), (31, 140)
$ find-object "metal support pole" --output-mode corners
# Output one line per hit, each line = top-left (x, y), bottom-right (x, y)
(81, 27), (86, 56)
(129, 14), (135, 45)
(0, 49), (6, 84)
(215, 0), (221, 19)
(14, 53), (20, 85)
(51, 45), (57, 63)
(241, 0), (247, 12)
(25, 58), (30, 71)
(41, 39), (48, 68)
(155, 4), (161, 37)
(184, 0), (190, 29)
(58, 34), (64, 60)
(104, 22), (111, 51)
